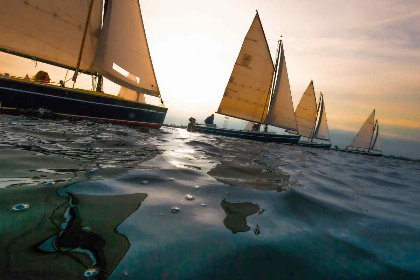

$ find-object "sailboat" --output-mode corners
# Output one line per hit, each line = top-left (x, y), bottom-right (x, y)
(0, 0), (167, 128)
(291, 81), (332, 149)
(188, 11), (301, 144)
(346, 110), (382, 156)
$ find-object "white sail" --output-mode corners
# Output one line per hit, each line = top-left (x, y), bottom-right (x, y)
(92, 0), (160, 97)
(313, 93), (330, 141)
(244, 121), (254, 131)
(217, 12), (274, 123)
(265, 42), (298, 131)
(371, 121), (382, 152)
(0, 0), (103, 71)
(295, 81), (318, 138)
(349, 110), (375, 149)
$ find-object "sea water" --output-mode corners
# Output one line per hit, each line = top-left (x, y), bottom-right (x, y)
(0, 115), (419, 279)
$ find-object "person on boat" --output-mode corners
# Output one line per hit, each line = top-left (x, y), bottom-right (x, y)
(252, 123), (261, 132)
(204, 114), (215, 125)
(32, 71), (50, 84)
(23, 74), (30, 81)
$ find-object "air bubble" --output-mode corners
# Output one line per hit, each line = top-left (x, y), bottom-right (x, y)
(12, 204), (29, 211)
(185, 194), (195, 201)
(84, 268), (98, 278)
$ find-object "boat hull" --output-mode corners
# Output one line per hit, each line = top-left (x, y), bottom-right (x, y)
(298, 141), (332, 149)
(0, 78), (167, 128)
(189, 124), (301, 144)
(345, 149), (383, 157)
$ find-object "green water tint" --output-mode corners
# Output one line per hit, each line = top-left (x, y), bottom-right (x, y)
(0, 183), (146, 279)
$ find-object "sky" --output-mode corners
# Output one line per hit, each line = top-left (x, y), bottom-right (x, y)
(1, 0), (419, 157)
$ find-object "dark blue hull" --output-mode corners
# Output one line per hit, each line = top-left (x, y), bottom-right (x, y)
(190, 124), (301, 144)
(345, 149), (383, 157)
(298, 141), (332, 149)
(0, 78), (167, 128)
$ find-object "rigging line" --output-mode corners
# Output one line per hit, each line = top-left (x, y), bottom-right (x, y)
(72, 0), (95, 83)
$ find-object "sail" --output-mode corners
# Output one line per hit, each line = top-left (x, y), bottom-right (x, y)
(371, 121), (382, 151)
(244, 121), (254, 131)
(265, 43), (298, 131)
(294, 81), (318, 138)
(217, 13), (274, 123)
(313, 93), (330, 141)
(118, 88), (146, 103)
(0, 0), (102, 71)
(92, 0), (160, 97)
(349, 110), (375, 149)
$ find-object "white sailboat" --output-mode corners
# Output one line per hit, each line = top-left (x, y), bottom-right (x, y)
(291, 81), (332, 148)
(188, 11), (300, 144)
(346, 110), (383, 156)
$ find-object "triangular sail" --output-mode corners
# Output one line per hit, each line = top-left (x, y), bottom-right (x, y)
(371, 121), (382, 152)
(348, 110), (375, 149)
(265, 42), (298, 131)
(0, 0), (103, 71)
(313, 93), (330, 141)
(217, 12), (274, 123)
(92, 0), (160, 97)
(294, 81), (318, 138)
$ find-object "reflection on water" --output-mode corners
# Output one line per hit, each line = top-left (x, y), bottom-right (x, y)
(0, 183), (146, 279)
(0, 115), (419, 279)
(221, 199), (260, 234)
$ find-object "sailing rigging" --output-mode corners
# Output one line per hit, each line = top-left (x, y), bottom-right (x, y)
(0, 0), (167, 128)
(189, 11), (300, 144)
(346, 110), (383, 156)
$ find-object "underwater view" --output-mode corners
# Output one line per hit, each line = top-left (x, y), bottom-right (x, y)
(0, 115), (419, 279)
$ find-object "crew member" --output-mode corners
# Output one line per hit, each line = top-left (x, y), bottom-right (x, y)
(204, 114), (215, 125)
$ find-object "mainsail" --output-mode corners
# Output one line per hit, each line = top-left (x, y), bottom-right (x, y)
(0, 0), (103, 71)
(92, 0), (160, 97)
(217, 12), (274, 123)
(348, 110), (375, 149)
(265, 42), (298, 131)
(312, 93), (330, 141)
(294, 81), (318, 138)
(370, 120), (382, 151)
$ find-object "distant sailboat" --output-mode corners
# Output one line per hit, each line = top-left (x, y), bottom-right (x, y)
(346, 110), (382, 156)
(188, 11), (300, 144)
(291, 81), (332, 149)
(0, 0), (167, 128)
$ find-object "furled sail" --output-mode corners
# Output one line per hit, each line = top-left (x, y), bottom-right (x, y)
(349, 110), (375, 149)
(370, 121), (382, 151)
(312, 93), (330, 141)
(92, 0), (160, 97)
(0, 0), (102, 71)
(217, 12), (274, 123)
(265, 42), (298, 131)
(294, 81), (318, 138)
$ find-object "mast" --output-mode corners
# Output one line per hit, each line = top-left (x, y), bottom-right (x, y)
(96, 0), (109, 92)
(72, 0), (96, 83)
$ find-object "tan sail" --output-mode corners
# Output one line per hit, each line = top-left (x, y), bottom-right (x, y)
(349, 110), (375, 149)
(313, 93), (330, 141)
(0, 0), (102, 71)
(118, 88), (146, 103)
(217, 12), (274, 123)
(265, 42), (298, 131)
(92, 0), (160, 97)
(295, 81), (318, 138)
